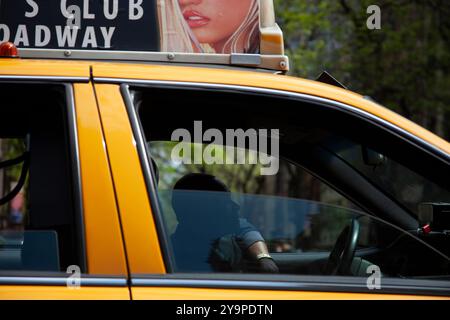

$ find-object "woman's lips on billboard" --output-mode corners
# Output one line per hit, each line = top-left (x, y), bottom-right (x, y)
(183, 10), (210, 28)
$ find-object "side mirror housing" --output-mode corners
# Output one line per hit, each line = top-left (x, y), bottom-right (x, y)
(419, 203), (450, 232)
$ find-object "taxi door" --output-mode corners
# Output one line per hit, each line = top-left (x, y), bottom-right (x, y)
(0, 60), (130, 299)
(92, 66), (450, 300)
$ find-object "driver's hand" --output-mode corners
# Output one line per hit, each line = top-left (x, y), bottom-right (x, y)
(258, 257), (279, 273)
(247, 241), (279, 273)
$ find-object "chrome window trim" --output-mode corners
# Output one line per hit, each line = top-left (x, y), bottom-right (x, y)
(0, 276), (127, 287)
(65, 84), (87, 273)
(0, 76), (89, 83)
(130, 276), (450, 297)
(95, 78), (450, 163)
(120, 84), (174, 273)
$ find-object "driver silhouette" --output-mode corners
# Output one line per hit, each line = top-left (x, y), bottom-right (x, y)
(170, 173), (279, 273)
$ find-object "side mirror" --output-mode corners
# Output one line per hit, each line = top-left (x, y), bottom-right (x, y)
(418, 203), (450, 233)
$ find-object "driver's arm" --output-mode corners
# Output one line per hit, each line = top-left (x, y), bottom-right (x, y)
(238, 219), (279, 273)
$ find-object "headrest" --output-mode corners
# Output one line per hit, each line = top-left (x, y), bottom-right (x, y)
(171, 173), (239, 223)
(173, 173), (230, 193)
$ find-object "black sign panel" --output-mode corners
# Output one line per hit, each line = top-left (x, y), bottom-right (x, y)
(0, 0), (160, 51)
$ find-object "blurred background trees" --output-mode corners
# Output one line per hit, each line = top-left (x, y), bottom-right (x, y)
(275, 0), (450, 140)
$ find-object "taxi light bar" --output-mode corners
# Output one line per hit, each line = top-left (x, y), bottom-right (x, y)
(0, 42), (19, 58)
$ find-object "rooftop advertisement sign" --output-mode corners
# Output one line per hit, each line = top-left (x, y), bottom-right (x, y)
(0, 0), (260, 54)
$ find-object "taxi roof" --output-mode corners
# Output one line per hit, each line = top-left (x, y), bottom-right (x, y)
(1, 57), (449, 156)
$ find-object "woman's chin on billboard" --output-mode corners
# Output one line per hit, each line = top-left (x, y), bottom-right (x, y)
(158, 0), (260, 54)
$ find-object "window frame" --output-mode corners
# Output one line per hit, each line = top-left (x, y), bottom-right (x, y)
(0, 78), (88, 285)
(119, 79), (450, 297)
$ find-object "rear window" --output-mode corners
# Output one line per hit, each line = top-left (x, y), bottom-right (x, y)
(0, 83), (83, 274)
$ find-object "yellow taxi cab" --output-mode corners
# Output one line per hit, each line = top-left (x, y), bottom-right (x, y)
(0, 0), (449, 300)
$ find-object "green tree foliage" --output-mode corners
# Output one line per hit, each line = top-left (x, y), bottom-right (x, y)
(275, 0), (450, 139)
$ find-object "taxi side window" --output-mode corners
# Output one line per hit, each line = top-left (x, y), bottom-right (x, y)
(131, 86), (449, 280)
(149, 141), (378, 273)
(0, 83), (83, 274)
(149, 141), (375, 255)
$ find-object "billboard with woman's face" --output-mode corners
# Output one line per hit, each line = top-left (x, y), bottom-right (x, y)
(0, 0), (260, 54)
(158, 0), (260, 54)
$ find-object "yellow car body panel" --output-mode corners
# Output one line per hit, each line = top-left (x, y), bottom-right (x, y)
(94, 84), (166, 275)
(132, 287), (448, 300)
(0, 59), (91, 78)
(0, 286), (129, 300)
(73, 83), (128, 276)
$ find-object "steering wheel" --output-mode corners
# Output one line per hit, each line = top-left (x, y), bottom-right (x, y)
(324, 219), (360, 275)
(0, 152), (29, 206)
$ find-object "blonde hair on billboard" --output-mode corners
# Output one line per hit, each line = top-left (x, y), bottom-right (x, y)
(157, 0), (259, 54)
